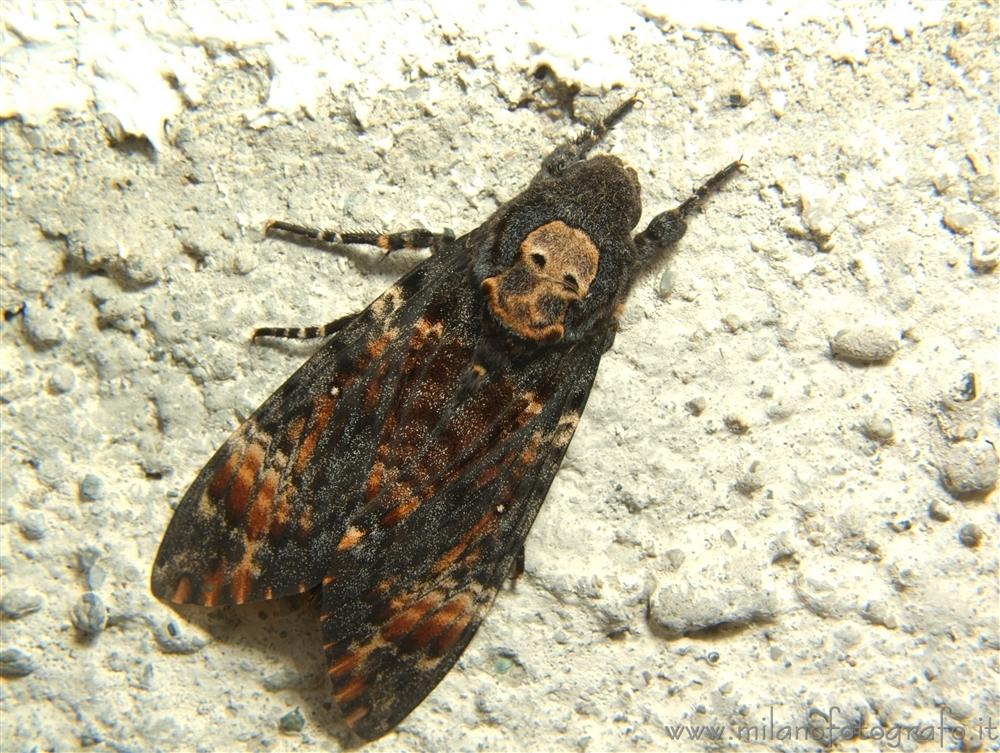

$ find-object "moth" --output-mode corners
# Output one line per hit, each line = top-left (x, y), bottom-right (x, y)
(151, 97), (741, 740)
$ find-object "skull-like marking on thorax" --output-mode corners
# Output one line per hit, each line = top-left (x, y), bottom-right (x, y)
(482, 220), (600, 343)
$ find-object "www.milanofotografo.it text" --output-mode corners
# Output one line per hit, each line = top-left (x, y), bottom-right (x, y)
(659, 707), (997, 747)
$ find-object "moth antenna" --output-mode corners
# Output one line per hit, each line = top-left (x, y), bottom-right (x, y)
(538, 95), (640, 178)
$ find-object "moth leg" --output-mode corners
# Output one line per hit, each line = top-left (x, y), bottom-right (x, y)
(538, 96), (639, 179)
(509, 546), (526, 582)
(266, 221), (455, 256)
(252, 311), (357, 342)
(633, 159), (744, 263)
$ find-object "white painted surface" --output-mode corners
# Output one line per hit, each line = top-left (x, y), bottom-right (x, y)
(2, 1), (996, 751)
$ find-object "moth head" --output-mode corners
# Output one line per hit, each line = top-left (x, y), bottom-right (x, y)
(478, 155), (642, 343)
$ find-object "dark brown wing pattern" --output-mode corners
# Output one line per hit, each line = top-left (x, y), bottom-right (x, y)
(151, 243), (471, 606)
(150, 234), (606, 740)
(319, 327), (605, 739)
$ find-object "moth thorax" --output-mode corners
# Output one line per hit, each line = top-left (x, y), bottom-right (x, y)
(482, 220), (599, 343)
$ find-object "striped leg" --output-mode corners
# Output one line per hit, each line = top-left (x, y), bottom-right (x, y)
(255, 223), (457, 342)
(252, 312), (357, 342)
(265, 221), (455, 256)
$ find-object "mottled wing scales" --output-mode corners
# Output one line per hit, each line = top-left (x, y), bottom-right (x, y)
(325, 579), (493, 737)
(150, 248), (466, 606)
(154, 414), (306, 607)
(152, 229), (604, 739)
(319, 336), (604, 740)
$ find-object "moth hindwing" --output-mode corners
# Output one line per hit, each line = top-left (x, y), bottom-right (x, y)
(151, 97), (741, 741)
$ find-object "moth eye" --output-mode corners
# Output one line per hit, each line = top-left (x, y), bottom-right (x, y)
(530, 252), (547, 269)
(562, 273), (579, 293)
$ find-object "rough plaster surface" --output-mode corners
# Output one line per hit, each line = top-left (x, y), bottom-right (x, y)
(1, 1), (998, 751)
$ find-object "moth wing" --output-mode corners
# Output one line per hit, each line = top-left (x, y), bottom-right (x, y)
(319, 335), (606, 740)
(151, 246), (469, 606)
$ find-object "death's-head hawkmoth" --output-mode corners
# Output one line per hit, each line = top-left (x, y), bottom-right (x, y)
(151, 97), (741, 740)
